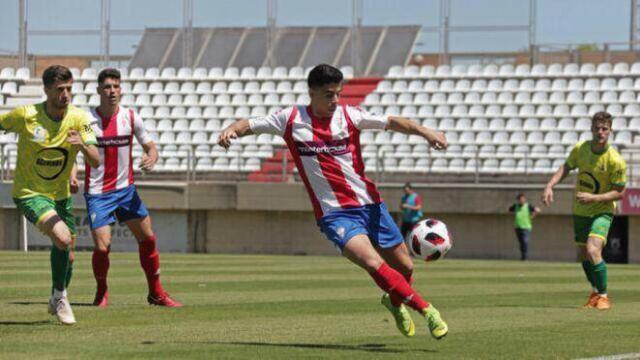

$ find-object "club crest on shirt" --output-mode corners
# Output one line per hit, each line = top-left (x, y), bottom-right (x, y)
(32, 125), (47, 143)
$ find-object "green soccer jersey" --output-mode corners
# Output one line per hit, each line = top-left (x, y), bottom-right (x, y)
(565, 140), (627, 217)
(0, 103), (97, 201)
(511, 203), (534, 230)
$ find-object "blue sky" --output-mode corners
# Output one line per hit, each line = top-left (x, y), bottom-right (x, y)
(0, 0), (633, 56)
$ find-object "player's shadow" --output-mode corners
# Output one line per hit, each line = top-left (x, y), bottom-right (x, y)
(9, 301), (95, 307)
(493, 304), (579, 310)
(177, 341), (437, 354)
(0, 320), (50, 326)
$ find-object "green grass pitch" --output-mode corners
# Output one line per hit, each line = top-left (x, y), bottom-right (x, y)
(1, 251), (639, 359)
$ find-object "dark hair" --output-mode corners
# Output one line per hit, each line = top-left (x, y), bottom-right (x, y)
(404, 182), (413, 189)
(97, 68), (121, 84)
(42, 65), (73, 87)
(517, 193), (526, 200)
(592, 111), (613, 128)
(307, 64), (343, 89)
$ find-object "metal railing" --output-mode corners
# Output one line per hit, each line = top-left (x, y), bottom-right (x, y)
(0, 143), (637, 185)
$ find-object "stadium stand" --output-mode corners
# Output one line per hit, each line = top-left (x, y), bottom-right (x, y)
(0, 63), (638, 183)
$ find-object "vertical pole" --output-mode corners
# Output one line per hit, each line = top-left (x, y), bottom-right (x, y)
(183, 0), (194, 68)
(351, 0), (363, 76)
(18, 0), (27, 68)
(529, 0), (537, 56)
(439, 0), (450, 65)
(101, 0), (111, 66)
(631, 0), (638, 51)
(22, 216), (28, 252)
(266, 0), (277, 67)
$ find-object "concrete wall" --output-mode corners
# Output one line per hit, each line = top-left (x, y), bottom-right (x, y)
(1, 182), (637, 263)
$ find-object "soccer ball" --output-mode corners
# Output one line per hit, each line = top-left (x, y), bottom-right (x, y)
(407, 218), (452, 262)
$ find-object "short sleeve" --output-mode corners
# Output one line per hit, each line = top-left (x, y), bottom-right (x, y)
(248, 107), (291, 136)
(0, 107), (26, 134)
(131, 110), (152, 145)
(508, 204), (516, 212)
(346, 106), (389, 131)
(77, 111), (97, 146)
(565, 144), (580, 170)
(528, 204), (536, 212)
(610, 158), (627, 187)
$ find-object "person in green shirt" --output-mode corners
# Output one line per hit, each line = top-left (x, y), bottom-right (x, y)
(508, 193), (540, 261)
(0, 65), (101, 325)
(543, 111), (626, 311)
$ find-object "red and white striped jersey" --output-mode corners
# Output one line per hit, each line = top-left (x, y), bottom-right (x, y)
(84, 106), (152, 194)
(249, 105), (388, 219)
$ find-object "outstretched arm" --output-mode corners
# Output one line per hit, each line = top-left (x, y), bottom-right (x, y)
(218, 119), (254, 149)
(386, 116), (447, 150)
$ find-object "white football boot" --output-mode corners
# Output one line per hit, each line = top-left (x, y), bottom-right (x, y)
(49, 295), (76, 325)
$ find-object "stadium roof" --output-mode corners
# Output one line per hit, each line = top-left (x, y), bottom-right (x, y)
(130, 26), (421, 76)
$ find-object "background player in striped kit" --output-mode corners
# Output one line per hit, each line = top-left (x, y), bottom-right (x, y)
(71, 68), (182, 308)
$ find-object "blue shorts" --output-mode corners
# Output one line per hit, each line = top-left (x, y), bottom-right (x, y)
(84, 185), (149, 230)
(318, 202), (404, 251)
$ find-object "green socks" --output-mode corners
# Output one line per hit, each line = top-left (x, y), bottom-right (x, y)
(592, 261), (608, 295)
(581, 261), (595, 288)
(50, 246), (70, 292)
(65, 259), (74, 288)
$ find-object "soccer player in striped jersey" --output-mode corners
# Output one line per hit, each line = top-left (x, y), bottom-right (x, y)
(543, 111), (626, 310)
(218, 64), (449, 339)
(70, 68), (181, 308)
(0, 65), (101, 325)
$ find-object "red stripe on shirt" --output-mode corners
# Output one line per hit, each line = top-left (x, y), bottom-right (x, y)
(128, 109), (135, 186)
(283, 107), (324, 219)
(308, 106), (360, 209)
(342, 105), (381, 203)
(99, 108), (120, 192)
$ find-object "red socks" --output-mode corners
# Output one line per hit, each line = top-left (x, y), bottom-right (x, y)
(370, 262), (428, 312)
(138, 235), (165, 297)
(390, 273), (414, 306)
(92, 248), (110, 294)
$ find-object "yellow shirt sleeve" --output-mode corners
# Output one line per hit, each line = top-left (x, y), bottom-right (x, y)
(610, 158), (627, 187)
(565, 143), (579, 170)
(77, 111), (97, 145)
(0, 107), (26, 134)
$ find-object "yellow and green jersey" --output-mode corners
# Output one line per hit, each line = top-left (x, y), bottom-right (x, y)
(565, 140), (627, 217)
(0, 103), (97, 200)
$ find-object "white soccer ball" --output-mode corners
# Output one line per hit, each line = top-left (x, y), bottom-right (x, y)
(407, 218), (452, 262)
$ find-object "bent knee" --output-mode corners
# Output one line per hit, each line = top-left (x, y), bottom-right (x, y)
(95, 241), (111, 252)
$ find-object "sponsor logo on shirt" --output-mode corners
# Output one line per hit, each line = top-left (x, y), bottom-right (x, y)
(97, 135), (131, 148)
(295, 138), (350, 156)
(35, 147), (68, 180)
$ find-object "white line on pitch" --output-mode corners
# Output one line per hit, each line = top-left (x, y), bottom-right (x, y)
(575, 353), (640, 360)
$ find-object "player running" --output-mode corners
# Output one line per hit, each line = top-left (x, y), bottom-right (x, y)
(543, 111), (626, 310)
(70, 68), (181, 308)
(0, 65), (100, 325)
(218, 64), (449, 339)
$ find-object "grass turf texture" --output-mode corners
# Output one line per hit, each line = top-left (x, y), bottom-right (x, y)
(1, 251), (639, 359)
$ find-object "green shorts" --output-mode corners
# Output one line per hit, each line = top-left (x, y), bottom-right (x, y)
(14, 196), (76, 236)
(572, 213), (613, 246)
